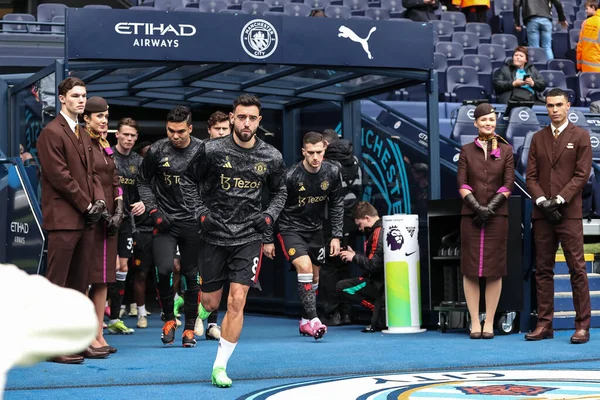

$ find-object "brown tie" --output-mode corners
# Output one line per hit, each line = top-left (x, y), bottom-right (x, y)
(74, 124), (80, 139)
(553, 128), (560, 139)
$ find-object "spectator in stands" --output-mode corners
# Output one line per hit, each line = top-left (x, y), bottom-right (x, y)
(586, 0), (598, 18)
(457, 103), (514, 340)
(514, 0), (568, 61)
(577, 3), (600, 72)
(460, 0), (489, 23)
(310, 9), (326, 17)
(525, 87), (592, 344)
(493, 46), (547, 104)
(403, 0), (439, 22)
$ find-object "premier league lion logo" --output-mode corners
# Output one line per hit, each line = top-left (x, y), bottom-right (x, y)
(386, 225), (404, 251)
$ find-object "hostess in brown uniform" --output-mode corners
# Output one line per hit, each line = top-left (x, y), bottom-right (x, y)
(525, 88), (592, 344)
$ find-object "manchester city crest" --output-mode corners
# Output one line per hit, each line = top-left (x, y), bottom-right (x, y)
(241, 19), (278, 60)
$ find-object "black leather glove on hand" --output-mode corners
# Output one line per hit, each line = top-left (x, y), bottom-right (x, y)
(149, 208), (170, 234)
(464, 193), (494, 223)
(107, 199), (124, 237)
(539, 198), (561, 217)
(253, 213), (273, 233)
(487, 193), (507, 213)
(548, 209), (563, 225)
(84, 200), (106, 225)
(200, 213), (219, 232)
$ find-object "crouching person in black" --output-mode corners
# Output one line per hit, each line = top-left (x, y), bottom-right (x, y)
(336, 202), (385, 332)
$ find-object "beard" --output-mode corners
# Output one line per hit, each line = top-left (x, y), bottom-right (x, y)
(234, 127), (256, 143)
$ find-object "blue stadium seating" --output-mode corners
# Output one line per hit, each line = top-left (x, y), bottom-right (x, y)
(579, 72), (600, 106)
(491, 34), (518, 57)
(380, 0), (404, 18)
(539, 70), (576, 103)
(364, 7), (390, 20)
(515, 130), (534, 174)
(441, 11), (466, 32)
(451, 104), (478, 145)
(435, 41), (464, 66)
(283, 3), (311, 16)
(1, 13), (36, 33)
(37, 3), (67, 32)
(465, 22), (491, 44)
(452, 32), (479, 55)
(429, 20), (453, 42)
(324, 5), (351, 18)
(343, 0), (368, 14)
(154, 0), (185, 10)
(478, 43), (507, 70)
(83, 5), (112, 8)
(242, 1), (270, 15)
(547, 59), (577, 95)
(527, 47), (548, 70)
(445, 66), (487, 102)
(505, 106), (541, 153)
(264, 0), (290, 10)
(199, 0), (228, 13)
(306, 0), (332, 9)
(462, 54), (494, 96)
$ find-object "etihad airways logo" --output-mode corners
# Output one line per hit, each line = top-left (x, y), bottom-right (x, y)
(114, 22), (196, 48)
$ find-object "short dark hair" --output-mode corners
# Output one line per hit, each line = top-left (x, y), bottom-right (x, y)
(167, 106), (192, 125)
(117, 117), (138, 132)
(513, 46), (528, 62)
(353, 202), (378, 219)
(207, 111), (229, 128)
(58, 77), (86, 97)
(303, 131), (324, 146)
(322, 129), (339, 143)
(546, 87), (569, 101)
(233, 94), (261, 112)
(586, 0), (598, 10)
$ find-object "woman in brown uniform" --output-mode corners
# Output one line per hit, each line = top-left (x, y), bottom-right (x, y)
(457, 103), (515, 339)
(83, 97), (124, 355)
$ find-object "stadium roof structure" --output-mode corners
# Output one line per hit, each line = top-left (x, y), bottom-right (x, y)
(3, 8), (442, 197)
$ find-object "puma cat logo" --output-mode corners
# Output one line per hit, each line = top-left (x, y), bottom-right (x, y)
(338, 25), (377, 60)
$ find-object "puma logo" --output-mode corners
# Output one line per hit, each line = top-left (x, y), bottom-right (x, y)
(338, 25), (377, 60)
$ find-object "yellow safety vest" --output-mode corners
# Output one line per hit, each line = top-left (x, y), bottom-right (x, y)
(577, 10), (600, 72)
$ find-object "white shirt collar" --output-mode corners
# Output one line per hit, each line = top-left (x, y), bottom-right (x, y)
(550, 120), (569, 136)
(60, 111), (79, 133)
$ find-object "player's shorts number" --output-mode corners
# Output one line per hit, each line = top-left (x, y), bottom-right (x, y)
(127, 238), (133, 251)
(251, 257), (259, 281)
(317, 247), (326, 262)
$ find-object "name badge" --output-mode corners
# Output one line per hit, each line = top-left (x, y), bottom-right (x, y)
(567, 143), (574, 149)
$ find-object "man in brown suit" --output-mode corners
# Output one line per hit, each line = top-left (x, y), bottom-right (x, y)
(525, 87), (592, 344)
(36, 77), (106, 363)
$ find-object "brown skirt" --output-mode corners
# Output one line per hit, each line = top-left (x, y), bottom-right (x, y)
(460, 215), (508, 278)
(88, 221), (117, 284)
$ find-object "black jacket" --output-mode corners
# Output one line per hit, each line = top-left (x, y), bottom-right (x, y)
(492, 59), (546, 104)
(514, 0), (566, 25)
(402, 0), (439, 22)
(353, 219), (384, 286)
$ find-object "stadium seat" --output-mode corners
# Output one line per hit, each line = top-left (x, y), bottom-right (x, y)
(343, 0), (368, 14)
(184, 0), (200, 6)
(465, 22), (492, 43)
(37, 3), (67, 32)
(539, 70), (575, 103)
(591, 133), (600, 161)
(83, 4), (112, 9)
(576, 11), (587, 21)
(364, 7), (390, 20)
(567, 109), (591, 131)
(478, 43), (507, 70)
(441, 11), (466, 32)
(451, 104), (478, 145)
(445, 66), (487, 102)
(515, 130), (535, 174)
(264, 0), (291, 11)
(569, 29), (580, 50)
(579, 72), (600, 106)
(492, 0), (514, 34)
(129, 5), (161, 10)
(462, 54), (494, 96)
(154, 0), (185, 10)
(547, 59), (577, 94)
(2, 13), (36, 33)
(435, 41), (464, 66)
(526, 47), (548, 70)
(491, 33), (518, 57)
(380, 0), (405, 18)
(505, 106), (541, 152)
(218, 7), (246, 13)
(429, 20), (453, 42)
(306, 0), (332, 9)
(175, 6), (200, 10)
(324, 5), (351, 18)
(551, 20), (570, 59)
(51, 15), (64, 33)
(241, 1), (269, 15)
(283, 2), (311, 16)
(349, 15), (371, 19)
(574, 19), (585, 30)
(199, 0), (228, 12)
(140, 0), (155, 5)
(452, 32), (479, 55)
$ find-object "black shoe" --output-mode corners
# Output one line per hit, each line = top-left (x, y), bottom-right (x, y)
(327, 312), (343, 326)
(341, 314), (352, 325)
(161, 320), (177, 345)
(361, 325), (385, 333)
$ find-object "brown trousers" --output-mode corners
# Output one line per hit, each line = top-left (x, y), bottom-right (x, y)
(46, 229), (95, 294)
(533, 218), (591, 330)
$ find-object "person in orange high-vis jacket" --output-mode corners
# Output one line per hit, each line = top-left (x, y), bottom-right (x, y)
(461, 0), (490, 23)
(577, 9), (600, 72)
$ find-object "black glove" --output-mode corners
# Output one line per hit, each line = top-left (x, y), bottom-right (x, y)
(200, 213), (219, 232)
(487, 193), (507, 213)
(253, 213), (273, 233)
(473, 215), (485, 228)
(464, 193), (494, 222)
(106, 199), (124, 237)
(84, 200), (106, 225)
(149, 208), (170, 234)
(539, 198), (561, 216)
(548, 209), (563, 225)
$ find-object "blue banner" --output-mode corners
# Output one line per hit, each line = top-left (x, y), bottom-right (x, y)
(66, 8), (433, 70)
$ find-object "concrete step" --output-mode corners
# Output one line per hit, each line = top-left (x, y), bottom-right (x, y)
(554, 273), (600, 292)
(553, 310), (600, 330)
(554, 254), (594, 274)
(554, 291), (600, 312)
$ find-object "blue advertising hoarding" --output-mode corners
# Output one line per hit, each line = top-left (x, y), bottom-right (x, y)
(65, 8), (433, 70)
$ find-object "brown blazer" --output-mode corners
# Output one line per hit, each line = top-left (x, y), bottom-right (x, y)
(37, 114), (104, 231)
(526, 123), (592, 220)
(457, 141), (515, 216)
